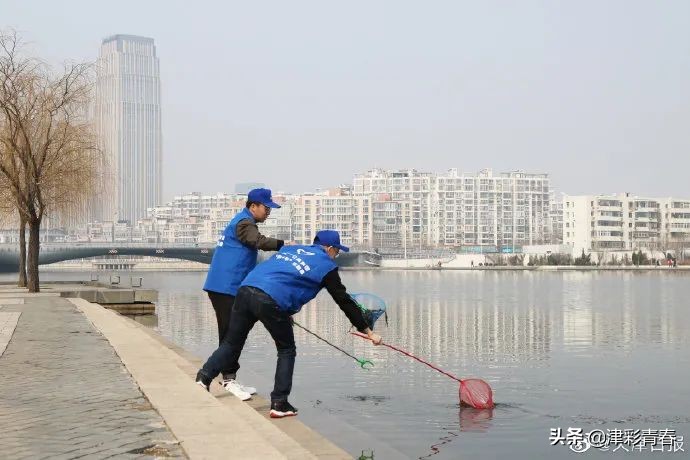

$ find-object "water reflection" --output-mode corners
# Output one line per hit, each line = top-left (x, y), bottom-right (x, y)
(143, 271), (690, 367)
(418, 408), (494, 459)
(559, 272), (690, 350)
(459, 406), (494, 432)
(155, 290), (217, 356)
(125, 313), (158, 328)
(297, 272), (554, 368)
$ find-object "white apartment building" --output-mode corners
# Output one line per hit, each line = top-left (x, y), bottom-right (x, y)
(548, 193), (565, 245)
(198, 207), (241, 243)
(370, 195), (402, 249)
(437, 168), (550, 250)
(147, 193), (240, 220)
(169, 193), (239, 217)
(159, 217), (205, 245)
(353, 168), (551, 250)
(353, 169), (434, 248)
(144, 192), (295, 244)
(84, 221), (139, 243)
(262, 200), (294, 243)
(563, 193), (690, 256)
(195, 197), (294, 244)
(291, 190), (371, 247)
(664, 199), (690, 250)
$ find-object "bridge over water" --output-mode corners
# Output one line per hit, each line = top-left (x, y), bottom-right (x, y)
(0, 243), (215, 273)
(0, 243), (380, 272)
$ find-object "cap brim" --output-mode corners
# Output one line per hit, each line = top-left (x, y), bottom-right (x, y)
(335, 244), (350, 252)
(266, 201), (281, 209)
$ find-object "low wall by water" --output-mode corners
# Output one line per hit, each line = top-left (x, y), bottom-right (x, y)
(379, 257), (690, 270)
(381, 254), (489, 268)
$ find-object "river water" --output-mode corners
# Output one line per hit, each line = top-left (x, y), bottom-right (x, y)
(6, 269), (690, 459)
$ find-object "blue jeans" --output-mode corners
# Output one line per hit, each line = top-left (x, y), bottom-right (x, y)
(200, 286), (296, 402)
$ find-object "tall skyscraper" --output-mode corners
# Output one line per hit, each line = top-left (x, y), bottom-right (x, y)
(95, 34), (162, 223)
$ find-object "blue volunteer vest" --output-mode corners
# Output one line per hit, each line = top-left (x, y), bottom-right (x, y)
(203, 208), (258, 295)
(241, 245), (337, 313)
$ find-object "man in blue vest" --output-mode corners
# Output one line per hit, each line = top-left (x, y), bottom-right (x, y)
(203, 188), (287, 400)
(196, 230), (383, 418)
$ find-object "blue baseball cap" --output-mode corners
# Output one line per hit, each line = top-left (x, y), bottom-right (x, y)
(247, 188), (281, 208)
(313, 230), (349, 252)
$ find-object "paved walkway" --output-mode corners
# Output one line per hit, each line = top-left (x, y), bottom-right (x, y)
(0, 311), (21, 357)
(0, 285), (353, 459)
(0, 295), (185, 459)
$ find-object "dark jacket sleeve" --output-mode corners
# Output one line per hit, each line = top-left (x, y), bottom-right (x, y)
(322, 268), (369, 332)
(235, 219), (284, 251)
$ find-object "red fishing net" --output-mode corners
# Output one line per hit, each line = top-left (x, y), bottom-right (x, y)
(460, 379), (494, 409)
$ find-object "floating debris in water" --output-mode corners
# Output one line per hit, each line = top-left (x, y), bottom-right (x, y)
(346, 395), (390, 403)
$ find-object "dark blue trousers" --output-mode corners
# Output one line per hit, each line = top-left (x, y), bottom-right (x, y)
(200, 286), (296, 402)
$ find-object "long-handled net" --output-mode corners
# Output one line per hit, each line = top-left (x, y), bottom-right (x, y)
(351, 331), (494, 409)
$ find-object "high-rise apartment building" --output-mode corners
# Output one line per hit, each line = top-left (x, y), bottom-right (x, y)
(435, 169), (550, 250)
(95, 34), (162, 223)
(353, 169), (435, 248)
(353, 168), (551, 250)
(291, 190), (371, 248)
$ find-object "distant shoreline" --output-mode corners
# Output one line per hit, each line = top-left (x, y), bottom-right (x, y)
(377, 265), (689, 271)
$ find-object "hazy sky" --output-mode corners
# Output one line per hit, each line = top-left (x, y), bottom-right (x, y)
(2, 1), (689, 200)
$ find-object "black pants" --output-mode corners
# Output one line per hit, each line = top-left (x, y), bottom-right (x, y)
(207, 291), (238, 379)
(201, 286), (296, 402)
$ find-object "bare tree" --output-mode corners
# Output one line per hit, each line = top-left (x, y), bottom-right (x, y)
(0, 173), (14, 221)
(0, 30), (100, 292)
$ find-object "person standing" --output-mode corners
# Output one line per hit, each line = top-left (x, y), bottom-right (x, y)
(203, 188), (286, 399)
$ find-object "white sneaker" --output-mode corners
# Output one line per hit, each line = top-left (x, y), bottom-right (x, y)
(222, 379), (252, 400)
(222, 378), (257, 395)
(239, 382), (257, 395)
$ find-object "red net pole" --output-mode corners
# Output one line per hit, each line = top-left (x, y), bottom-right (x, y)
(350, 331), (495, 409)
